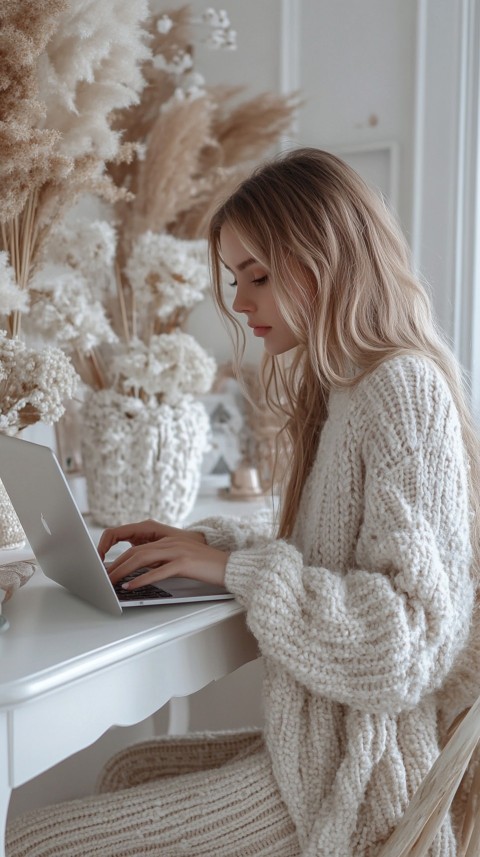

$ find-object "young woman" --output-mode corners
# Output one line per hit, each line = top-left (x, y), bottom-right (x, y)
(7, 148), (480, 857)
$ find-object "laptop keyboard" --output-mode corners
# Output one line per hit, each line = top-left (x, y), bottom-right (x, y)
(113, 573), (173, 601)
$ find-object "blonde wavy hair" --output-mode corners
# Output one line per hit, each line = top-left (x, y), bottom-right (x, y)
(208, 147), (480, 579)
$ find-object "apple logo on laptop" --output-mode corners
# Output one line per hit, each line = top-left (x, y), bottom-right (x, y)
(41, 513), (52, 536)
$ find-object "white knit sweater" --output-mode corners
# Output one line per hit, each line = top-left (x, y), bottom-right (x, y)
(193, 356), (475, 857)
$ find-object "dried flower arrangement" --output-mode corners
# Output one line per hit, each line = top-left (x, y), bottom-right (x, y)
(107, 5), (295, 245)
(0, 3), (296, 526)
(0, 0), (154, 429)
(21, 4), (297, 409)
(107, 3), (296, 327)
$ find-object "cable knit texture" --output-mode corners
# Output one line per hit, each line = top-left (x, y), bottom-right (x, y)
(199, 355), (474, 856)
(5, 356), (474, 857)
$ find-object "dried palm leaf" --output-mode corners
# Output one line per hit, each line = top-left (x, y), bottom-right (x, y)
(124, 96), (213, 248)
(211, 89), (299, 166)
(171, 165), (244, 239)
(109, 5), (193, 191)
(170, 89), (298, 237)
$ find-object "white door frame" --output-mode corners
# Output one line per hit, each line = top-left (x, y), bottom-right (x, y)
(412, 0), (480, 418)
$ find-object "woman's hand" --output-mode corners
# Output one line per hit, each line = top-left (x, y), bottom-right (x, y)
(98, 519), (229, 590)
(98, 519), (206, 561)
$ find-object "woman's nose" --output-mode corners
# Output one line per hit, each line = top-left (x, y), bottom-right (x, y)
(232, 284), (255, 315)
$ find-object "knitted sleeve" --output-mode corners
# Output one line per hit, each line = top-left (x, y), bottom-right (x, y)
(224, 358), (474, 714)
(186, 506), (275, 552)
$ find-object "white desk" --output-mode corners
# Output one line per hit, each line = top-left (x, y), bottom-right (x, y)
(0, 496), (266, 857)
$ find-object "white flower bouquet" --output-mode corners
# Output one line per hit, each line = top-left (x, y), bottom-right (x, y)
(112, 331), (216, 403)
(0, 245), (78, 434)
(0, 332), (77, 434)
(125, 232), (210, 327)
(28, 219), (215, 401)
(27, 219), (119, 386)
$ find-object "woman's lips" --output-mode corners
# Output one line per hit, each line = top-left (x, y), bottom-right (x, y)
(252, 326), (271, 337)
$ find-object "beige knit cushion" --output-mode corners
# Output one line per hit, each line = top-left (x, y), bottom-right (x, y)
(7, 732), (299, 857)
(97, 729), (264, 793)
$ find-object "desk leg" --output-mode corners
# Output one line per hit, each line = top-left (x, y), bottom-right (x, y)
(167, 698), (190, 735)
(0, 713), (10, 857)
(0, 776), (9, 857)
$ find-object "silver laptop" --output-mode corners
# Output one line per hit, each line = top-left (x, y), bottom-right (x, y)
(0, 434), (234, 616)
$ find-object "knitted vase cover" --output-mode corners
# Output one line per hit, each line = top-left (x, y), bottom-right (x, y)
(81, 390), (210, 527)
(0, 478), (25, 550)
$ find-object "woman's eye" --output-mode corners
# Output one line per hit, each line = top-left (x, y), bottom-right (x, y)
(228, 279), (237, 288)
(252, 275), (268, 285)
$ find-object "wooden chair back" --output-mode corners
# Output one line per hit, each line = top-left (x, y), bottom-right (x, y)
(377, 696), (480, 857)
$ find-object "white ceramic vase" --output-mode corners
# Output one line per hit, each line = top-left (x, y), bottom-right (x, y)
(0, 478), (26, 550)
(81, 390), (210, 527)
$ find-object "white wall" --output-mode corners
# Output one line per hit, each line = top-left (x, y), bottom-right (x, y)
(299, 0), (416, 234)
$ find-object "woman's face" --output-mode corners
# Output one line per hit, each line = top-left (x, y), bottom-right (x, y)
(219, 223), (299, 356)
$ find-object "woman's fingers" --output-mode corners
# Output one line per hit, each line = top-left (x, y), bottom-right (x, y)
(98, 524), (142, 560)
(97, 520), (205, 561)
(107, 539), (228, 589)
(106, 543), (165, 583)
(107, 540), (190, 586)
(114, 560), (183, 591)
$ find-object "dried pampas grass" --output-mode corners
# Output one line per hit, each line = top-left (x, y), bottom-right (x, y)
(378, 694), (480, 857)
(210, 87), (299, 167)
(102, 4), (297, 349)
(109, 5), (193, 151)
(171, 164), (242, 240)
(109, 4), (298, 261)
(0, 0), (150, 227)
(129, 96), (214, 242)
(0, 0), (70, 223)
(37, 0), (150, 159)
(0, 0), (151, 339)
(122, 81), (297, 243)
(171, 86), (299, 240)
